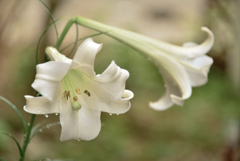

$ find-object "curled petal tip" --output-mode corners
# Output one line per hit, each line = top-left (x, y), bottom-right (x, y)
(149, 102), (172, 111)
(201, 26), (210, 32)
(201, 27), (214, 42)
(122, 90), (134, 100)
(97, 43), (103, 53)
(24, 95), (33, 99)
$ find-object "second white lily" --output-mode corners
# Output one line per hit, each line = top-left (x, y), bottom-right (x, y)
(75, 17), (214, 110)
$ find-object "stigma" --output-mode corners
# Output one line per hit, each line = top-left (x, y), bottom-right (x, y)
(63, 89), (82, 111)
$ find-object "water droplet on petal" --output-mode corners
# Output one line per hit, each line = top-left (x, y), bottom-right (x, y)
(39, 129), (43, 132)
(109, 113), (112, 116)
(45, 114), (49, 118)
(55, 113), (59, 116)
(77, 138), (81, 141)
(117, 113), (119, 115)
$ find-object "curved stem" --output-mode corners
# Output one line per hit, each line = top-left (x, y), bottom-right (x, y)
(55, 17), (77, 50)
(55, 16), (107, 51)
(67, 23), (79, 57)
(19, 114), (36, 161)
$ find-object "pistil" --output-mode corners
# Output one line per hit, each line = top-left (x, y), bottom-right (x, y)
(62, 74), (82, 111)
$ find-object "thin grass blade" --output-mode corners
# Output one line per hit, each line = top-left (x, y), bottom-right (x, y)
(31, 122), (60, 139)
(0, 132), (23, 157)
(36, 18), (61, 64)
(0, 157), (6, 161)
(60, 32), (106, 53)
(0, 96), (27, 134)
(39, 0), (58, 39)
(67, 24), (79, 57)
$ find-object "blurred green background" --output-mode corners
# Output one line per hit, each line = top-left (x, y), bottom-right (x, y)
(0, 0), (240, 161)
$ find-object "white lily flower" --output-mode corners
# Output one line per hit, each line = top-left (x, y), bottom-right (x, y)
(24, 38), (134, 141)
(75, 17), (214, 110)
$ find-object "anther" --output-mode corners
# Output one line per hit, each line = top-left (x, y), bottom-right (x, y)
(63, 91), (71, 100)
(63, 91), (67, 99)
(76, 89), (81, 94)
(67, 91), (71, 98)
(73, 96), (78, 102)
(84, 90), (91, 97)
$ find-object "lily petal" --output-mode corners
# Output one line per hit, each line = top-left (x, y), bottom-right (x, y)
(59, 98), (101, 141)
(71, 38), (102, 77)
(96, 61), (129, 99)
(67, 61), (131, 114)
(149, 51), (192, 110)
(32, 61), (70, 101)
(24, 95), (59, 114)
(181, 55), (214, 87)
(107, 89), (134, 114)
(129, 27), (214, 59)
(149, 88), (174, 111)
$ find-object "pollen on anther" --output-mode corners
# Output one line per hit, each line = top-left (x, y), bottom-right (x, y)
(67, 91), (71, 97)
(73, 96), (78, 102)
(76, 89), (81, 94)
(84, 90), (91, 97)
(63, 91), (67, 98)
(63, 91), (71, 100)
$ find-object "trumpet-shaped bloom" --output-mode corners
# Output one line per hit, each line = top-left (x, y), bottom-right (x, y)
(24, 38), (134, 141)
(75, 17), (214, 110)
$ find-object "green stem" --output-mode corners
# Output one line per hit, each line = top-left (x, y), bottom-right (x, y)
(56, 16), (140, 54)
(63, 16), (161, 60)
(19, 114), (36, 161)
(55, 17), (77, 50)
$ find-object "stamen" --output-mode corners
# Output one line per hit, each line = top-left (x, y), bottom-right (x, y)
(63, 91), (71, 100)
(67, 91), (71, 99)
(62, 74), (82, 111)
(73, 96), (78, 101)
(76, 89), (81, 94)
(84, 90), (91, 97)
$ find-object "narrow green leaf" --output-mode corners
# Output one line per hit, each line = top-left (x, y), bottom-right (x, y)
(67, 24), (79, 57)
(39, 0), (58, 39)
(0, 132), (23, 157)
(60, 32), (106, 53)
(30, 121), (46, 138)
(31, 122), (60, 139)
(0, 96), (27, 134)
(0, 157), (6, 161)
(36, 18), (61, 64)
